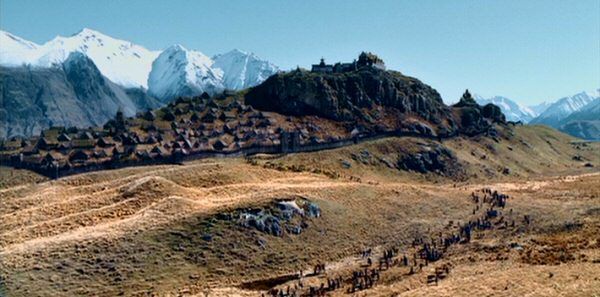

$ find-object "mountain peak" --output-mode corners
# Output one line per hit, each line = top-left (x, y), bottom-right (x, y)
(164, 44), (189, 52)
(474, 94), (536, 122)
(228, 48), (249, 55)
(1, 29), (278, 100)
(530, 90), (597, 126)
(148, 45), (222, 101)
(212, 49), (278, 90)
(0, 30), (41, 66)
(73, 27), (103, 37)
(26, 29), (161, 88)
(0, 30), (40, 50)
(64, 28), (114, 43)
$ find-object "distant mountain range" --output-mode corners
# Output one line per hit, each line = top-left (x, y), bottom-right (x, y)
(557, 97), (600, 140)
(0, 28), (278, 96)
(476, 90), (600, 140)
(528, 101), (553, 117)
(1, 28), (597, 140)
(474, 95), (537, 123)
(1, 28), (159, 88)
(0, 28), (278, 138)
(529, 91), (597, 126)
(0, 52), (161, 138)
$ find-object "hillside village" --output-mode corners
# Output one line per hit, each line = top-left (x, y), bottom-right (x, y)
(0, 91), (369, 177)
(0, 53), (508, 178)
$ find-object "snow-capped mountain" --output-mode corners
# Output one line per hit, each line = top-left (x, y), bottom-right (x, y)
(0, 52), (161, 138)
(38, 28), (160, 88)
(0, 30), (40, 66)
(557, 98), (600, 140)
(530, 91), (599, 127)
(212, 49), (279, 90)
(147, 45), (224, 102)
(0, 28), (159, 88)
(0, 29), (279, 99)
(474, 95), (537, 123)
(528, 101), (552, 116)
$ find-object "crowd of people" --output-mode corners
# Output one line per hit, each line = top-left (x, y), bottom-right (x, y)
(264, 188), (521, 296)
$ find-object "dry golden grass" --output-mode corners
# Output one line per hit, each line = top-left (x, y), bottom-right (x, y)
(0, 166), (48, 190)
(0, 126), (598, 297)
(257, 125), (598, 186)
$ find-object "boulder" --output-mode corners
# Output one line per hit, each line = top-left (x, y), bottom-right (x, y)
(397, 144), (461, 175)
(303, 201), (321, 218)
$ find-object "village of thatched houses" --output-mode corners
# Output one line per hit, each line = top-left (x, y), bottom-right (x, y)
(0, 95), (347, 177)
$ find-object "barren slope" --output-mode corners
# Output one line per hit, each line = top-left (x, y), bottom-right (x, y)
(0, 126), (598, 296)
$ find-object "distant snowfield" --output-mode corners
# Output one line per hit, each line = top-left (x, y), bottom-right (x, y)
(528, 90), (599, 127)
(1, 29), (159, 88)
(148, 44), (224, 100)
(474, 90), (599, 124)
(0, 28), (278, 93)
(474, 95), (537, 123)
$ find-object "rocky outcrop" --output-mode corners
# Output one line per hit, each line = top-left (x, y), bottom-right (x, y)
(397, 143), (463, 176)
(245, 55), (507, 138)
(234, 198), (320, 236)
(245, 66), (451, 124)
(452, 90), (506, 136)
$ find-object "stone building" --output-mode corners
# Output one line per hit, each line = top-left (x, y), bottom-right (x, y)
(357, 52), (386, 70)
(311, 58), (334, 73)
(311, 52), (386, 73)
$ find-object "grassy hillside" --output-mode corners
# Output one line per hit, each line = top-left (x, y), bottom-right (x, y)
(254, 125), (598, 185)
(0, 125), (598, 296)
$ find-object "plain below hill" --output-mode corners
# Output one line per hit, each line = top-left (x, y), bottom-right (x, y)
(0, 123), (597, 297)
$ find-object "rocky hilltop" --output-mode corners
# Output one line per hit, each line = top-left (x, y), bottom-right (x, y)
(247, 53), (505, 137)
(451, 90), (505, 136)
(246, 67), (447, 122)
(0, 52), (509, 177)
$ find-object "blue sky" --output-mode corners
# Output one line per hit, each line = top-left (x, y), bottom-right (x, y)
(1, 0), (598, 104)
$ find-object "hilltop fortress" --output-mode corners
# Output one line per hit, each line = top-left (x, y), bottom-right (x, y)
(311, 52), (386, 73)
(0, 52), (508, 178)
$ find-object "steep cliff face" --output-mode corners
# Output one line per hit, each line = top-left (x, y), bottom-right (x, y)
(1, 65), (81, 138)
(246, 67), (451, 122)
(0, 53), (160, 138)
(245, 65), (505, 137)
